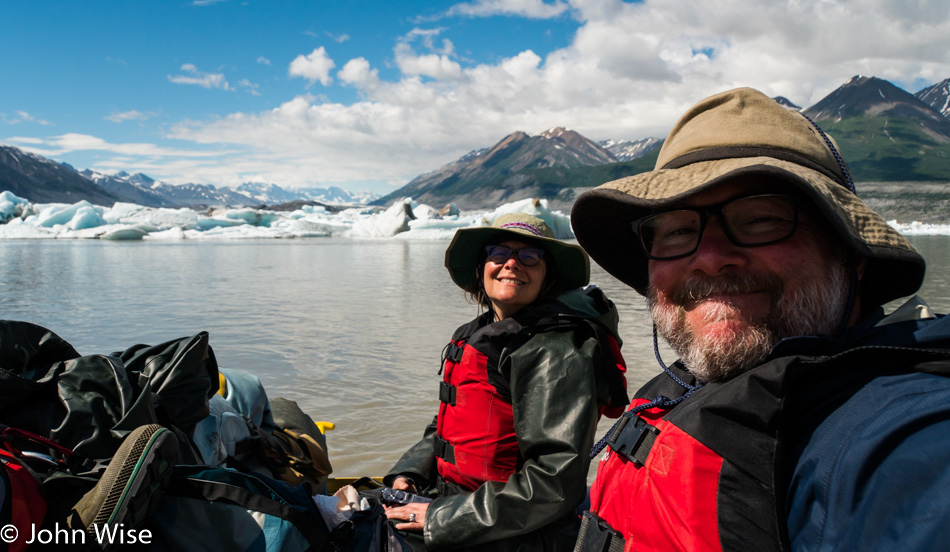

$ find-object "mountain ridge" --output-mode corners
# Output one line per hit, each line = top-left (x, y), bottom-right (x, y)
(3, 75), (950, 210)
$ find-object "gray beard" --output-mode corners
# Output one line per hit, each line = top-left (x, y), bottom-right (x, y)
(648, 263), (850, 383)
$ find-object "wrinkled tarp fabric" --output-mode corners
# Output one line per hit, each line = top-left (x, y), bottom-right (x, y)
(0, 320), (217, 461)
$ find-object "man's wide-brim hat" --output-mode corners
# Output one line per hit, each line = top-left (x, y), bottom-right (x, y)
(571, 87), (925, 308)
(445, 213), (590, 292)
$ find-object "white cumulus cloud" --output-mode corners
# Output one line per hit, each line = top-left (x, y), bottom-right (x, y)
(289, 47), (337, 86)
(55, 0), (950, 193)
(2, 111), (53, 126)
(168, 64), (232, 90)
(339, 58), (381, 89)
(445, 0), (570, 19)
(105, 110), (153, 123)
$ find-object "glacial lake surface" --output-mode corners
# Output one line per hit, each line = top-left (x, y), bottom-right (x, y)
(2, 235), (949, 477)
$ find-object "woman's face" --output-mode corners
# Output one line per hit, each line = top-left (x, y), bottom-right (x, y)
(482, 239), (547, 320)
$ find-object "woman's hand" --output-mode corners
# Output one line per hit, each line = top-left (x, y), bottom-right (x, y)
(392, 476), (417, 493)
(384, 502), (429, 532)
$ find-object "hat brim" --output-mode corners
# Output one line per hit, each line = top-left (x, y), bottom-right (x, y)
(445, 226), (590, 292)
(571, 156), (925, 308)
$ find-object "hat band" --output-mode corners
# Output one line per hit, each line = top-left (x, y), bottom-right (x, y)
(500, 221), (545, 237)
(661, 146), (848, 189)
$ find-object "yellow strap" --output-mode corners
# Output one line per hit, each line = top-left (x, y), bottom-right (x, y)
(315, 421), (335, 434)
(216, 372), (227, 397)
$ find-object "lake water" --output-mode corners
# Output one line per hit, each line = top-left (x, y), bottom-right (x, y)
(2, 235), (949, 477)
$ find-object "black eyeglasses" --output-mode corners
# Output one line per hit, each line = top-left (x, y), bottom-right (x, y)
(485, 245), (545, 266)
(632, 194), (800, 260)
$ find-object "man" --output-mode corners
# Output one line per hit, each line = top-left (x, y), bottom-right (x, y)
(569, 87), (950, 551)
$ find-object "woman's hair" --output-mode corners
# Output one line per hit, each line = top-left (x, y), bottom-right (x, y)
(464, 240), (562, 312)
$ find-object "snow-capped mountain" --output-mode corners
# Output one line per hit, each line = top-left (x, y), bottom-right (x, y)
(148, 182), (258, 207)
(235, 182), (306, 205)
(236, 182), (378, 206)
(915, 78), (950, 118)
(599, 137), (663, 162)
(538, 127), (618, 165)
(772, 96), (802, 110)
(374, 127), (620, 208)
(0, 146), (120, 205)
(300, 186), (378, 205)
(80, 170), (174, 207)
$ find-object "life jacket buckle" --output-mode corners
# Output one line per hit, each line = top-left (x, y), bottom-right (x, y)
(434, 436), (456, 464)
(439, 381), (457, 406)
(444, 342), (464, 363)
(574, 511), (625, 552)
(606, 415), (660, 466)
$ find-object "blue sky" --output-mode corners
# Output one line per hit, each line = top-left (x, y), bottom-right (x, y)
(2, 0), (949, 195)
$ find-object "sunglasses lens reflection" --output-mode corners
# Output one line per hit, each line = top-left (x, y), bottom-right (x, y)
(486, 245), (543, 266)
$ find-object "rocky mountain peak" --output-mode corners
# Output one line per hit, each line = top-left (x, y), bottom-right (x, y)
(804, 74), (944, 126)
(772, 96), (801, 110)
(539, 127), (572, 139)
(915, 78), (950, 118)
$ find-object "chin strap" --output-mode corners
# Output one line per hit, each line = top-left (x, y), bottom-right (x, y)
(799, 112), (856, 194)
(833, 265), (860, 337)
(589, 325), (704, 459)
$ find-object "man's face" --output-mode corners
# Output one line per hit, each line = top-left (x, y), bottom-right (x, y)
(646, 180), (852, 382)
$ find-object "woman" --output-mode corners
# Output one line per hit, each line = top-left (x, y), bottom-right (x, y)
(384, 212), (628, 551)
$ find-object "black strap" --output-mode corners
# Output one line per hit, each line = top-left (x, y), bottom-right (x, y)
(439, 381), (457, 406)
(574, 511), (625, 552)
(167, 474), (332, 551)
(606, 414), (660, 466)
(434, 436), (455, 465)
(584, 320), (631, 410)
(435, 476), (466, 497)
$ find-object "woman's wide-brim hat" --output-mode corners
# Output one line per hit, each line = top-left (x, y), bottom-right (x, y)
(571, 87), (925, 308)
(445, 213), (590, 292)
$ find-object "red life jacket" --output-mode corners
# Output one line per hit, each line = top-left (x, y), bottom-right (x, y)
(435, 301), (628, 492)
(585, 344), (950, 552)
(435, 331), (518, 490)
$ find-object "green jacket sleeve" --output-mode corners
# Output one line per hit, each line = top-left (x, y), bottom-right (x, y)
(385, 415), (438, 489)
(423, 329), (602, 549)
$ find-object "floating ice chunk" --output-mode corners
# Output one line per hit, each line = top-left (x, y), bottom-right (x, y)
(195, 216), (249, 231)
(34, 201), (106, 229)
(104, 203), (199, 230)
(888, 220), (950, 235)
(0, 191), (33, 223)
(348, 199), (413, 238)
(270, 217), (343, 237)
(224, 208), (284, 227)
(68, 205), (107, 230)
(188, 224), (287, 239)
(0, 218), (56, 239)
(144, 227), (189, 240)
(479, 198), (574, 239)
(99, 225), (148, 240)
(410, 203), (442, 221)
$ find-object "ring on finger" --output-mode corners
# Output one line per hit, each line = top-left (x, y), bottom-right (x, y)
(409, 513), (416, 523)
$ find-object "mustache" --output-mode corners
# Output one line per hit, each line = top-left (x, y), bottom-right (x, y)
(669, 273), (785, 306)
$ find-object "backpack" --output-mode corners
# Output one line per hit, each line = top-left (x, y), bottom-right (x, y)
(326, 479), (411, 552)
(150, 465), (333, 552)
(0, 444), (47, 552)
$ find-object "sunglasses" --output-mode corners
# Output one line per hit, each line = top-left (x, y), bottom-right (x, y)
(632, 194), (800, 260)
(484, 245), (545, 266)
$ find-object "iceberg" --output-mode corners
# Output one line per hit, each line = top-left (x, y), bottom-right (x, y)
(0, 191), (34, 223)
(888, 220), (950, 236)
(0, 188), (946, 242)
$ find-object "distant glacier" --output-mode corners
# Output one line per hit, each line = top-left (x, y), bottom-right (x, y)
(0, 191), (577, 241)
